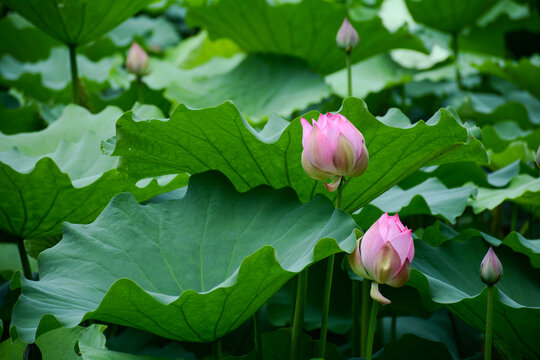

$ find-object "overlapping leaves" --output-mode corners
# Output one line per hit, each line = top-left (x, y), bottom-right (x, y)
(10, 171), (357, 343)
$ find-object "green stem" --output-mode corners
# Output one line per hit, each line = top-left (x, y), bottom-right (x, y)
(346, 52), (352, 97)
(319, 254), (335, 358)
(360, 279), (370, 356)
(212, 339), (222, 360)
(452, 31), (463, 90)
(352, 280), (360, 357)
(253, 310), (263, 360)
(290, 270), (308, 360)
(136, 75), (144, 103)
(484, 286), (494, 360)
(68, 44), (79, 105)
(17, 239), (32, 279)
(365, 293), (379, 360)
(290, 276), (298, 327)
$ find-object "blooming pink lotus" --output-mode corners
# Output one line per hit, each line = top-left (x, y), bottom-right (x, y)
(301, 113), (368, 192)
(480, 247), (503, 285)
(349, 213), (414, 304)
(126, 42), (149, 76)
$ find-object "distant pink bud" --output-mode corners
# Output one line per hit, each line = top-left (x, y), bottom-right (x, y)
(336, 18), (359, 53)
(480, 247), (503, 285)
(349, 213), (414, 304)
(300, 113), (368, 192)
(126, 42), (149, 76)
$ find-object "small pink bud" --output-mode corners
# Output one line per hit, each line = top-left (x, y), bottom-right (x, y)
(300, 113), (368, 192)
(480, 247), (503, 286)
(126, 42), (149, 76)
(535, 145), (539, 170)
(336, 18), (360, 53)
(349, 213), (414, 304)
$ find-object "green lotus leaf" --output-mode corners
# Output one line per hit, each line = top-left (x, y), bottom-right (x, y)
(10, 171), (357, 343)
(158, 54), (331, 122)
(482, 121), (540, 153)
(185, 0), (427, 75)
(0, 13), (59, 62)
(410, 231), (540, 359)
(488, 141), (536, 169)
(34, 325), (171, 360)
(326, 54), (413, 99)
(0, 47), (123, 103)
(0, 0), (152, 46)
(470, 174), (540, 216)
(113, 98), (487, 213)
(0, 105), (187, 240)
(0, 337), (26, 360)
(0, 100), (43, 135)
(404, 0), (495, 33)
(364, 177), (477, 224)
(475, 55), (540, 100)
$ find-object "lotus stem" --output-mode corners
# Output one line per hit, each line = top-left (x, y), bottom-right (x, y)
(17, 238), (32, 280)
(484, 285), (494, 360)
(452, 31), (463, 90)
(360, 279), (370, 356)
(212, 339), (222, 360)
(346, 52), (352, 97)
(365, 290), (379, 360)
(68, 44), (79, 105)
(352, 280), (360, 357)
(290, 269), (308, 360)
(253, 310), (263, 360)
(136, 75), (144, 104)
(319, 254), (335, 358)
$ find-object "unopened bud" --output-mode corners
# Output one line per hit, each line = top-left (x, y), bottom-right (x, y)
(336, 18), (359, 53)
(126, 42), (149, 76)
(480, 247), (503, 286)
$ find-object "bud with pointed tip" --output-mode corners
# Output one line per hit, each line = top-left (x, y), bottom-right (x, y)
(300, 113), (369, 192)
(126, 42), (149, 76)
(480, 247), (503, 285)
(349, 213), (414, 304)
(535, 145), (539, 170)
(336, 18), (360, 53)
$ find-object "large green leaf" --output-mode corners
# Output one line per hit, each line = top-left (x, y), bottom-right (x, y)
(0, 105), (187, 239)
(113, 98), (487, 213)
(0, 0), (152, 46)
(10, 172), (357, 343)
(160, 54), (331, 122)
(470, 174), (540, 216)
(475, 55), (540, 100)
(185, 0), (427, 75)
(367, 177), (477, 223)
(404, 0), (495, 33)
(410, 233), (540, 359)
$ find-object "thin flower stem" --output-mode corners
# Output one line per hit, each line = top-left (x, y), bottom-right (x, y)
(365, 291), (379, 360)
(212, 339), (222, 360)
(290, 269), (308, 360)
(68, 44), (79, 105)
(17, 239), (32, 280)
(319, 254), (335, 358)
(360, 279), (370, 356)
(452, 31), (463, 90)
(352, 280), (360, 357)
(319, 178), (345, 357)
(346, 52), (352, 97)
(253, 310), (263, 360)
(136, 75), (145, 103)
(485, 285), (494, 360)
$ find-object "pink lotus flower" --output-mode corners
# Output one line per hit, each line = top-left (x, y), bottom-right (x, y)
(301, 113), (368, 192)
(126, 42), (149, 76)
(336, 18), (360, 52)
(349, 213), (414, 304)
(480, 247), (503, 285)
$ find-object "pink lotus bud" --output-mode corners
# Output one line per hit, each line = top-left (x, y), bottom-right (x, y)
(349, 213), (414, 304)
(300, 113), (368, 192)
(480, 247), (503, 286)
(336, 18), (360, 53)
(534, 146), (540, 170)
(126, 42), (149, 76)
